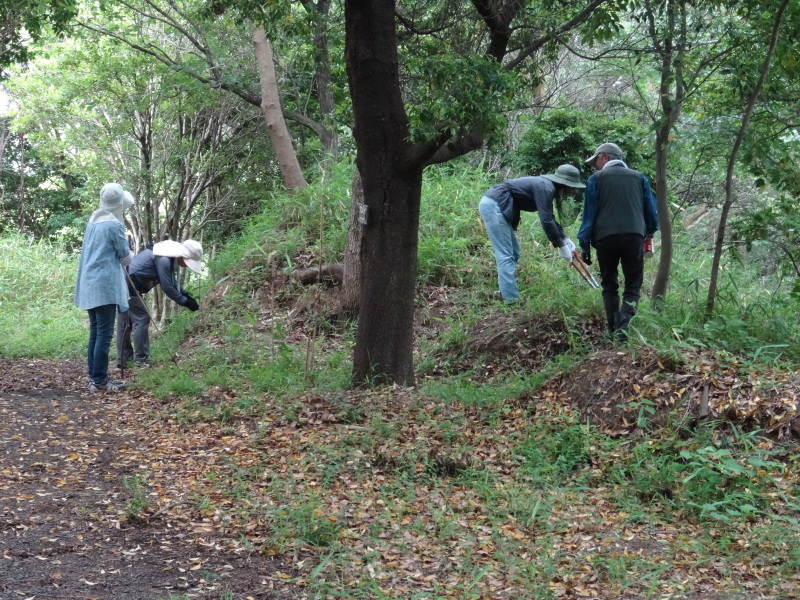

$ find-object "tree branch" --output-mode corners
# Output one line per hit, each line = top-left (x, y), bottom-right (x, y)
(75, 20), (324, 137)
(505, 0), (609, 70)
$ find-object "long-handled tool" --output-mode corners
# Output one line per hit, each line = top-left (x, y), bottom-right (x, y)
(571, 252), (600, 289)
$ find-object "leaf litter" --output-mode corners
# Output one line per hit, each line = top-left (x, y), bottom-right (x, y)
(0, 358), (300, 600)
(2, 339), (800, 599)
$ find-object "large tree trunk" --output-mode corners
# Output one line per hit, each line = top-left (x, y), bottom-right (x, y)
(340, 169), (364, 316)
(705, 0), (789, 318)
(346, 0), (422, 386)
(252, 27), (308, 193)
(352, 173), (421, 385)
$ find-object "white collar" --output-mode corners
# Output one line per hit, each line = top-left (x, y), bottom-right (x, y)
(603, 159), (628, 169)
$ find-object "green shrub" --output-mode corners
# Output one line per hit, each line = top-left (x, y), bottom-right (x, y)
(514, 108), (652, 179)
(608, 424), (791, 524)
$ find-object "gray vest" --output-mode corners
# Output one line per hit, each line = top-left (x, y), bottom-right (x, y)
(593, 166), (646, 241)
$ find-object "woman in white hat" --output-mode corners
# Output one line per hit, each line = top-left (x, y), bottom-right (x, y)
(74, 183), (135, 393)
(117, 238), (202, 367)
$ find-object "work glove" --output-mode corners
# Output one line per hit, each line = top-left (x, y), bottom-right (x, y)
(558, 241), (574, 263)
(184, 295), (200, 312)
(562, 238), (576, 253)
(581, 243), (592, 265)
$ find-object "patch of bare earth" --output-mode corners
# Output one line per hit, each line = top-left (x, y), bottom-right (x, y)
(421, 306), (607, 380)
(0, 359), (301, 600)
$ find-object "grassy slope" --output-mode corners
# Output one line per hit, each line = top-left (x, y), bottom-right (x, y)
(2, 164), (800, 598)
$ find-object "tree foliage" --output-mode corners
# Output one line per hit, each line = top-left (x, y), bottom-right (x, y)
(4, 30), (274, 245)
(0, 0), (78, 71)
(75, 0), (347, 166)
(0, 130), (82, 239)
(514, 108), (651, 177)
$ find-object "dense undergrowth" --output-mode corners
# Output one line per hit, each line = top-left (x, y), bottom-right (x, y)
(5, 163), (798, 367)
(3, 163), (800, 598)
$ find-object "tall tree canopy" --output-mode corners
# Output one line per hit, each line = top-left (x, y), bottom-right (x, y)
(3, 0), (800, 386)
(5, 29), (274, 243)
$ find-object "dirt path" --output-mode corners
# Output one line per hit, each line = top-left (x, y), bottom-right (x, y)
(0, 359), (298, 600)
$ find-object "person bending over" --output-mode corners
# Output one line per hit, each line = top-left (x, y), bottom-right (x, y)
(479, 164), (586, 304)
(117, 239), (202, 367)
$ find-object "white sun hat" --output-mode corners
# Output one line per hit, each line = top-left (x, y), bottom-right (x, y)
(122, 191), (135, 210)
(90, 183), (135, 224)
(153, 239), (203, 273)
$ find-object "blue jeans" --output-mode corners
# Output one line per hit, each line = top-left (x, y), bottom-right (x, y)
(479, 196), (520, 302)
(87, 304), (118, 385)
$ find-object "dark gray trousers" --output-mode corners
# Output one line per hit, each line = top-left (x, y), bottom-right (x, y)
(116, 294), (151, 366)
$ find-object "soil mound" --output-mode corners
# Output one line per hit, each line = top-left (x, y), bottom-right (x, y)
(538, 348), (800, 439)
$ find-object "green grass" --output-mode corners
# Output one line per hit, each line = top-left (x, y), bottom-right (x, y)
(629, 233), (800, 364)
(7, 162), (798, 367)
(122, 474), (151, 519)
(0, 233), (86, 358)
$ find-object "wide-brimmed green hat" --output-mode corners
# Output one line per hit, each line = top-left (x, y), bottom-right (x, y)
(542, 164), (585, 189)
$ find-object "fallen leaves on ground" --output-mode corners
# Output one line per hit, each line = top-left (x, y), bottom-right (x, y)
(2, 350), (800, 599)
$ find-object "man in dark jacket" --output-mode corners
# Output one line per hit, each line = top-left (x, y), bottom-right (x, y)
(578, 143), (659, 337)
(479, 164), (586, 304)
(117, 239), (202, 367)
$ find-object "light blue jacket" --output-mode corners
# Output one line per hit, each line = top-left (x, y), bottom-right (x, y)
(74, 221), (130, 311)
